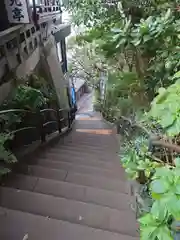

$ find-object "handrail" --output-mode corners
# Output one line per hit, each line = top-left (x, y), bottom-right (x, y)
(10, 127), (37, 134)
(0, 106), (75, 179)
(0, 107), (74, 148)
(0, 108), (67, 115)
(40, 108), (57, 114)
(0, 109), (36, 115)
(43, 121), (57, 127)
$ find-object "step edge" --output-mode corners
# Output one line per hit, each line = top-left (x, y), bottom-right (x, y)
(0, 186), (132, 214)
(0, 206), (139, 239)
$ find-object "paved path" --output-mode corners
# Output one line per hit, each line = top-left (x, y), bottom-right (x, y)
(77, 92), (93, 113)
(0, 96), (138, 240)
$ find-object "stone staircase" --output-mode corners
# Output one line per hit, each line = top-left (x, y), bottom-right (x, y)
(0, 112), (139, 240)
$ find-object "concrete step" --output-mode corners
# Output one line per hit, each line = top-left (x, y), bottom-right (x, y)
(62, 142), (118, 151)
(4, 174), (132, 211)
(47, 147), (118, 158)
(54, 144), (116, 152)
(64, 136), (117, 148)
(0, 113), (138, 238)
(35, 159), (126, 180)
(58, 138), (118, 148)
(69, 130), (114, 136)
(25, 165), (128, 193)
(39, 151), (120, 165)
(65, 138), (117, 147)
(65, 171), (128, 193)
(47, 146), (117, 156)
(0, 207), (139, 240)
(36, 154), (120, 170)
(42, 151), (118, 162)
(27, 165), (67, 181)
(75, 124), (113, 131)
(0, 187), (138, 236)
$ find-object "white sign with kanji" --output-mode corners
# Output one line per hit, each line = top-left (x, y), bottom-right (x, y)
(5, 0), (30, 23)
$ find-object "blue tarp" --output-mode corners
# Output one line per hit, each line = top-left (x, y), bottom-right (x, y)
(71, 87), (76, 105)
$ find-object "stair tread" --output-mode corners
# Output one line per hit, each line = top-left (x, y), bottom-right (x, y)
(36, 155), (120, 170)
(27, 165), (67, 181)
(58, 142), (118, 150)
(63, 137), (118, 147)
(47, 148), (117, 157)
(0, 187), (138, 236)
(54, 144), (115, 151)
(43, 151), (118, 162)
(66, 171), (128, 193)
(35, 159), (126, 180)
(63, 141), (117, 148)
(25, 165), (128, 193)
(0, 112), (138, 238)
(4, 174), (131, 211)
(40, 152), (120, 164)
(0, 207), (139, 240)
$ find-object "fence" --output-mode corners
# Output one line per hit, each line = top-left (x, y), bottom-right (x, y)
(0, 107), (74, 151)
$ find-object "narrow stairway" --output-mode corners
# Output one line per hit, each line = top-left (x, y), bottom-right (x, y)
(0, 110), (139, 240)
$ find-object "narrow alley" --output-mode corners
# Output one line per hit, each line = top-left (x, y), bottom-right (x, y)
(0, 94), (139, 240)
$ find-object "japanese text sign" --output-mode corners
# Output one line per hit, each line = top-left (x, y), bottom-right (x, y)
(5, 0), (30, 23)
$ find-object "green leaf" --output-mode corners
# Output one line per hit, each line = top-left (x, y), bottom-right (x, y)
(167, 197), (180, 220)
(132, 38), (142, 46)
(175, 157), (180, 167)
(153, 167), (174, 183)
(165, 61), (172, 70)
(151, 200), (168, 221)
(111, 28), (121, 33)
(172, 71), (180, 80)
(175, 184), (180, 195)
(160, 112), (175, 128)
(139, 213), (154, 226)
(164, 9), (171, 21)
(151, 179), (169, 194)
(153, 167), (170, 178)
(166, 118), (180, 136)
(140, 226), (157, 240)
(143, 35), (152, 43)
(116, 38), (126, 48)
(156, 225), (173, 240)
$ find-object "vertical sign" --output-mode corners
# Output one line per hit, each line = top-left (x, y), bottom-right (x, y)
(5, 0), (30, 23)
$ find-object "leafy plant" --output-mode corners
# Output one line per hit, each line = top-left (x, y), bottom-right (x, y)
(122, 138), (161, 181)
(151, 163), (180, 219)
(0, 112), (21, 132)
(139, 212), (173, 240)
(139, 159), (180, 240)
(6, 85), (47, 111)
(149, 75), (180, 137)
(0, 133), (17, 163)
(0, 133), (17, 176)
(28, 74), (58, 106)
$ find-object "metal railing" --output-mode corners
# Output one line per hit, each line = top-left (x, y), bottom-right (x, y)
(0, 107), (74, 151)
